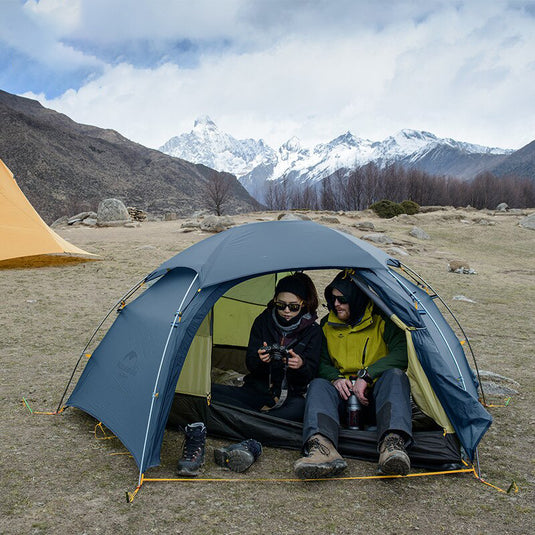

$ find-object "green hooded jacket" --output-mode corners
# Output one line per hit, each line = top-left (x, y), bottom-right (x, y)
(318, 302), (408, 382)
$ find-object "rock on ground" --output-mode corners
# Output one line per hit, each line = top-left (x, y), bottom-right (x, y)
(97, 198), (131, 227)
(519, 213), (535, 230)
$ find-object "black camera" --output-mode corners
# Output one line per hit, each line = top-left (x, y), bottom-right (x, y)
(262, 343), (290, 362)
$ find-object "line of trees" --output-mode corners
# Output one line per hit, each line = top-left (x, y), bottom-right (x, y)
(263, 163), (535, 211)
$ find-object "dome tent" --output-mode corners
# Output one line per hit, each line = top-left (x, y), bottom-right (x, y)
(63, 220), (491, 480)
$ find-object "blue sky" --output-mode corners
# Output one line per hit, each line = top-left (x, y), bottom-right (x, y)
(2, 0), (534, 150)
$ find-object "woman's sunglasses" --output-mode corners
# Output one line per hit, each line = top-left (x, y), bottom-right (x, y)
(274, 301), (302, 312)
(332, 294), (349, 305)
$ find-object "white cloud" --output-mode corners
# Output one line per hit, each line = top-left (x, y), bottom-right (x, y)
(15, 0), (535, 150)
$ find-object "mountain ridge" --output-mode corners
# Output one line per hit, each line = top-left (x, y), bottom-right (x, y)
(0, 91), (260, 222)
(159, 117), (533, 202)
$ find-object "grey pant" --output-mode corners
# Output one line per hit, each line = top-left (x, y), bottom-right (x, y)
(302, 368), (413, 450)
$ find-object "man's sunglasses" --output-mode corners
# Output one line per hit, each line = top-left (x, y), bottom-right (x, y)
(274, 301), (302, 312)
(332, 294), (349, 305)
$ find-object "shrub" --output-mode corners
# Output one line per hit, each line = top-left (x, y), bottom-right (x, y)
(369, 199), (404, 218)
(400, 200), (420, 215)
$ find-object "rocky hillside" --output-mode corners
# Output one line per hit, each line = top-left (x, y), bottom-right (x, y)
(0, 91), (260, 223)
(488, 140), (535, 179)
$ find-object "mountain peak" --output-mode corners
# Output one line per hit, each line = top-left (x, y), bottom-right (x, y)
(394, 129), (437, 142)
(193, 115), (217, 129)
(328, 131), (359, 147)
(280, 136), (302, 152)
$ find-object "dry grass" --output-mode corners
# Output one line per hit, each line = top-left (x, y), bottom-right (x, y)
(1, 208), (534, 534)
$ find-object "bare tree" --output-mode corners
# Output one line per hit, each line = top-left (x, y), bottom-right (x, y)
(205, 171), (233, 215)
(320, 176), (337, 210)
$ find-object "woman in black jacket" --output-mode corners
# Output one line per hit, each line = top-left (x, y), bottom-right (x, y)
(211, 273), (322, 421)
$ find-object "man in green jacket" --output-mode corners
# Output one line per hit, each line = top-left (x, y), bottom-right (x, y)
(294, 271), (413, 478)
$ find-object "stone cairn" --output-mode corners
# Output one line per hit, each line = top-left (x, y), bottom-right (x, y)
(127, 207), (147, 222)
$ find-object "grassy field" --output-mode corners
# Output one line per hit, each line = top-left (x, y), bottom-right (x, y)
(1, 208), (534, 534)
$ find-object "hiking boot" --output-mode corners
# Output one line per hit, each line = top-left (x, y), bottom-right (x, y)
(214, 439), (263, 473)
(378, 433), (411, 475)
(176, 422), (206, 477)
(294, 434), (347, 479)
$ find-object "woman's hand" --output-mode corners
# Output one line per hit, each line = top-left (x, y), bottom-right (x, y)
(286, 349), (303, 369)
(258, 342), (271, 363)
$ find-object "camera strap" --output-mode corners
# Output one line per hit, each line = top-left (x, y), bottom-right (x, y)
(262, 338), (301, 412)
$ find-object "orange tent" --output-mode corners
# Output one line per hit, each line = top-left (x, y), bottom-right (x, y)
(0, 158), (97, 268)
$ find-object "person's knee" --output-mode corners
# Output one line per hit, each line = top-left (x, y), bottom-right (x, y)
(377, 367), (408, 386)
(384, 368), (405, 378)
(307, 378), (333, 396)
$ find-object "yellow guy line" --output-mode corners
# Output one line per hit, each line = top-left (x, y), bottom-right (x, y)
(142, 468), (473, 483)
(127, 465), (517, 502)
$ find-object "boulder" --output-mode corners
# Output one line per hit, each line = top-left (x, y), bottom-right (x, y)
(181, 220), (201, 229)
(473, 218), (495, 226)
(352, 221), (375, 231)
(97, 199), (131, 227)
(387, 247), (409, 257)
(68, 211), (97, 225)
(277, 212), (309, 221)
(200, 215), (235, 233)
(80, 217), (97, 227)
(496, 202), (509, 212)
(519, 213), (535, 230)
(362, 233), (393, 244)
(477, 370), (520, 397)
(319, 215), (340, 224)
(50, 216), (69, 228)
(409, 226), (430, 240)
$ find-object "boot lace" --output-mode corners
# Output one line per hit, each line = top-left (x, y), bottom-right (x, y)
(307, 437), (330, 456)
(182, 435), (203, 461)
(382, 434), (405, 453)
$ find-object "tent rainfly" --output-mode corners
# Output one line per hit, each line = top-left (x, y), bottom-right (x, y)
(0, 158), (97, 268)
(63, 220), (492, 481)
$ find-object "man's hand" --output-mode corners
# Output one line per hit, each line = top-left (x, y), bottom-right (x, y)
(332, 378), (353, 400)
(354, 378), (369, 406)
(333, 377), (370, 405)
(286, 349), (303, 369)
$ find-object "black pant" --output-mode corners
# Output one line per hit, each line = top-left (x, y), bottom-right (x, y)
(211, 383), (306, 422)
(302, 368), (413, 449)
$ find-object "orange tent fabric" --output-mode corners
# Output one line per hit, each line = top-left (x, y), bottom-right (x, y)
(0, 158), (97, 268)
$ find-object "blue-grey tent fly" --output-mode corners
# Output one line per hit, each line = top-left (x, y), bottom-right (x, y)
(63, 220), (491, 478)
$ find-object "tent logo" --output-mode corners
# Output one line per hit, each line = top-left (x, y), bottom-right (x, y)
(117, 351), (138, 378)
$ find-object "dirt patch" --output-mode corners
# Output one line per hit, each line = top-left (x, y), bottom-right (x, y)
(2, 209), (534, 534)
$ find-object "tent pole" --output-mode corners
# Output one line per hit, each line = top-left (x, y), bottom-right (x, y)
(349, 273), (396, 318)
(137, 274), (199, 485)
(397, 263), (487, 405)
(389, 270), (467, 391)
(55, 277), (148, 413)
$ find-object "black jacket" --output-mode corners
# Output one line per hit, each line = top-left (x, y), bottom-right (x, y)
(243, 308), (322, 397)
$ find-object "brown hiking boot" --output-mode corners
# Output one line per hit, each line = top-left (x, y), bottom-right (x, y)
(294, 434), (347, 479)
(378, 433), (411, 475)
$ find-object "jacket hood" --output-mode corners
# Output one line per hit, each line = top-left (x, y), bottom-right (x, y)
(324, 272), (369, 326)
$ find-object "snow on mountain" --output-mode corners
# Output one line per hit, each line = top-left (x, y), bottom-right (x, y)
(159, 118), (513, 201)
(159, 115), (277, 178)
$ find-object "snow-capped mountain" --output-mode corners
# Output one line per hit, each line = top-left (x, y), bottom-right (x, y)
(159, 118), (513, 201)
(159, 115), (277, 178)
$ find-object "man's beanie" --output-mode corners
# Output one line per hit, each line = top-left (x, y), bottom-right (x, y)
(275, 274), (308, 300)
